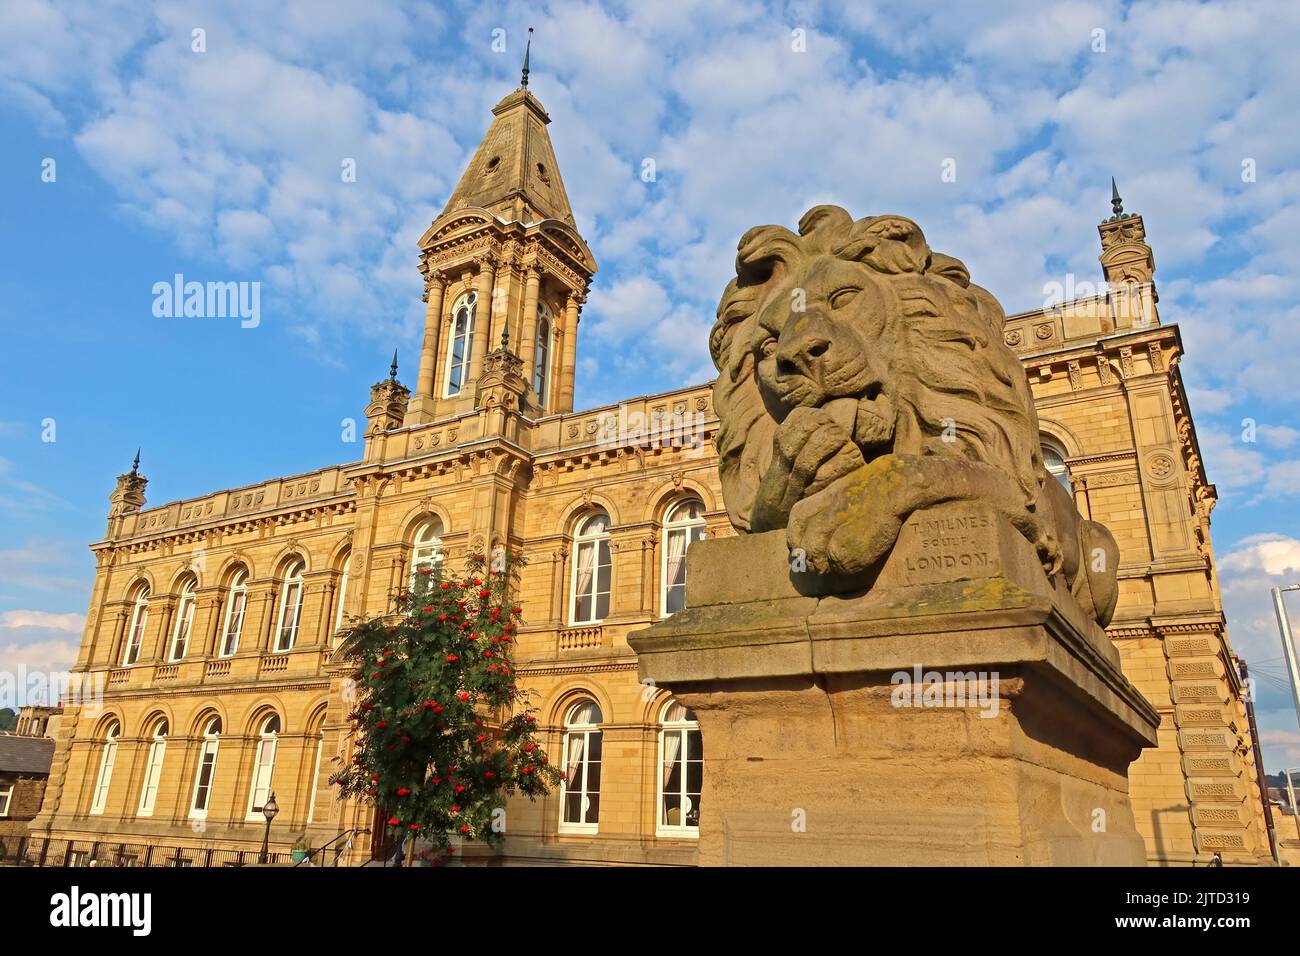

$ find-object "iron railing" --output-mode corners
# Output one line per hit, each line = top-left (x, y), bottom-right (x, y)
(0, 835), (291, 867)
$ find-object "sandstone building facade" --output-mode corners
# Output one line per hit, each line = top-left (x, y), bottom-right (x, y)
(30, 80), (1272, 866)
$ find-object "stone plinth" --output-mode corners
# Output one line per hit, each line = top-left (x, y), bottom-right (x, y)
(629, 502), (1160, 866)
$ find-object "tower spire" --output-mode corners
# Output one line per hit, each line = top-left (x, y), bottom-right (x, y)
(521, 27), (533, 88)
(131, 448), (140, 475)
(1109, 176), (1124, 220)
(389, 349), (399, 382)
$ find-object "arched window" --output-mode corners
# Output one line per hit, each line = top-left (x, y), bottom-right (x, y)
(570, 512), (612, 625)
(657, 700), (702, 836)
(89, 720), (120, 815)
(189, 716), (222, 819)
(443, 291), (477, 397)
(169, 578), (197, 661)
(410, 518), (445, 589)
(559, 700), (603, 833)
(533, 302), (552, 404)
(246, 714), (280, 819)
(333, 553), (351, 637)
(136, 717), (169, 817)
(661, 498), (706, 617)
(220, 569), (249, 657)
(1042, 438), (1072, 494)
(274, 560), (305, 652)
(122, 585), (150, 666)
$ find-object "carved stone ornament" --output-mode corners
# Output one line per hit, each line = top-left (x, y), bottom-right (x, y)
(709, 204), (1121, 626)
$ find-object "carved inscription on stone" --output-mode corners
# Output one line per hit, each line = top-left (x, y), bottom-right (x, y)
(900, 511), (996, 586)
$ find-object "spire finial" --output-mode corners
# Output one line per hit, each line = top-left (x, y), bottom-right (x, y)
(521, 27), (533, 88)
(501, 323), (511, 351)
(389, 349), (398, 382)
(1110, 176), (1124, 219)
(131, 448), (140, 475)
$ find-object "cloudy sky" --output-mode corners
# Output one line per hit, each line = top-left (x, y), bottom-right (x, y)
(1, 0), (1298, 774)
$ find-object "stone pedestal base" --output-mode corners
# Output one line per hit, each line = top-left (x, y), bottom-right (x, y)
(629, 502), (1159, 866)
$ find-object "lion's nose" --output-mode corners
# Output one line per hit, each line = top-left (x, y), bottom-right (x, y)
(776, 335), (832, 379)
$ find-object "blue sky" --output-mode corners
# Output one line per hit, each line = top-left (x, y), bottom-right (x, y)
(1, 0), (1299, 774)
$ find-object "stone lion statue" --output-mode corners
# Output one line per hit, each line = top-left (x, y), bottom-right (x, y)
(710, 205), (1119, 627)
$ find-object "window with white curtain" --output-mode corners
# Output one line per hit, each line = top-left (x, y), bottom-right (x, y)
(443, 291), (477, 397)
(189, 716), (221, 818)
(334, 554), (351, 636)
(122, 586), (150, 666)
(89, 721), (120, 815)
(533, 303), (552, 404)
(246, 714), (280, 819)
(0, 784), (12, 817)
(169, 578), (197, 661)
(410, 519), (444, 590)
(661, 498), (706, 617)
(136, 718), (169, 817)
(559, 700), (603, 833)
(1042, 438), (1072, 494)
(274, 561), (305, 652)
(657, 700), (702, 836)
(220, 569), (248, 657)
(570, 512), (612, 625)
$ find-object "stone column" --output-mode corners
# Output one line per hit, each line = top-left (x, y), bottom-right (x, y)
(517, 266), (542, 398)
(407, 269), (446, 423)
(558, 292), (582, 413)
(467, 257), (497, 387)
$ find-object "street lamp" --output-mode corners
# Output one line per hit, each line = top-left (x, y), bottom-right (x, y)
(259, 792), (279, 864)
(1271, 585), (1300, 731)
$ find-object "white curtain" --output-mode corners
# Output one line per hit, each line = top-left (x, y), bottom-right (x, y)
(575, 542), (596, 614)
(661, 730), (682, 790)
(565, 734), (586, 783)
(666, 529), (687, 591)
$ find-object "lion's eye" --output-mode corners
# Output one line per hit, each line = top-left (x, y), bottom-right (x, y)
(759, 338), (777, 359)
(829, 288), (861, 309)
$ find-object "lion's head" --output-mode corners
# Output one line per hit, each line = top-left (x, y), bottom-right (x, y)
(710, 205), (1044, 533)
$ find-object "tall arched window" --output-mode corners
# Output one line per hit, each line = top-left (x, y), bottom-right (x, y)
(443, 291), (477, 397)
(533, 302), (552, 404)
(661, 498), (706, 617)
(169, 578), (197, 661)
(1042, 438), (1072, 494)
(246, 714), (280, 819)
(410, 518), (445, 589)
(274, 560), (305, 652)
(220, 569), (249, 657)
(122, 585), (150, 666)
(136, 717), (169, 817)
(570, 512), (612, 625)
(559, 700), (603, 833)
(89, 720), (120, 815)
(333, 554), (351, 637)
(657, 700), (702, 836)
(189, 716), (222, 819)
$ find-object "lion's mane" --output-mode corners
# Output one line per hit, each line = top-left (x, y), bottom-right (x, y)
(710, 205), (1045, 534)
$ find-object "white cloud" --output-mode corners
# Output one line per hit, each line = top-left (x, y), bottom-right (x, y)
(0, 610), (84, 632)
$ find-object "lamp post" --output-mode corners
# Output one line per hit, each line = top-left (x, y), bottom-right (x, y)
(1271, 585), (1300, 730)
(259, 792), (279, 864)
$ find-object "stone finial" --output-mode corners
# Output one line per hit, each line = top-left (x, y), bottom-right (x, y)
(1109, 177), (1124, 220)
(109, 451), (148, 517)
(365, 360), (410, 438)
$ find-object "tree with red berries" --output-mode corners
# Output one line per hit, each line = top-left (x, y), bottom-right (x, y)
(331, 551), (560, 863)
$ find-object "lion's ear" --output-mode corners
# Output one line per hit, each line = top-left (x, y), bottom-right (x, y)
(735, 225), (800, 286)
(928, 253), (971, 288)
